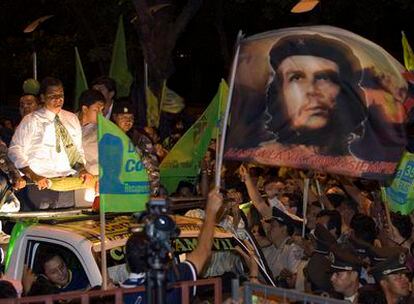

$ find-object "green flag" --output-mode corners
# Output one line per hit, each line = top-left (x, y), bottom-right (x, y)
(213, 79), (229, 139)
(109, 15), (133, 97)
(98, 114), (150, 212)
(382, 151), (414, 215)
(160, 80), (228, 193)
(162, 87), (185, 114)
(402, 31), (414, 71)
(146, 87), (160, 128)
(74, 47), (88, 111)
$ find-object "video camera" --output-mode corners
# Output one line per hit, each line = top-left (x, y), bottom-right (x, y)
(133, 198), (180, 304)
(134, 198), (180, 263)
(142, 199), (180, 262)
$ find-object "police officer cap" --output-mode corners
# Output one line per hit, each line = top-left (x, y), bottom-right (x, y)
(369, 252), (410, 282)
(265, 207), (303, 228)
(305, 253), (333, 293)
(348, 234), (371, 258)
(112, 100), (135, 115)
(311, 224), (337, 255)
(348, 233), (408, 265)
(366, 245), (408, 266)
(329, 244), (363, 273)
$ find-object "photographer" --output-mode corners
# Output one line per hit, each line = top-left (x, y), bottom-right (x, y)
(121, 189), (223, 303)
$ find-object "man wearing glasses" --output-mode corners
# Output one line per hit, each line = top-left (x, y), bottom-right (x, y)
(369, 252), (411, 304)
(8, 77), (92, 210)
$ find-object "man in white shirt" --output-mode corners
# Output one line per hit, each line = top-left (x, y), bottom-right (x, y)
(91, 76), (117, 119)
(75, 89), (105, 206)
(8, 77), (92, 210)
(262, 207), (304, 287)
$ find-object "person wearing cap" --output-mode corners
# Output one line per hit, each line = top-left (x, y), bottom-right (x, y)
(301, 224), (338, 296)
(111, 98), (160, 196)
(264, 34), (365, 156)
(315, 209), (342, 241)
(329, 245), (363, 303)
(262, 207), (303, 287)
(264, 33), (406, 163)
(369, 253), (411, 304)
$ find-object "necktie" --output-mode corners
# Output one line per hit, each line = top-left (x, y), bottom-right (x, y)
(54, 115), (83, 168)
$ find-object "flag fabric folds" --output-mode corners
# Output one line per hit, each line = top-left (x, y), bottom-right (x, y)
(146, 84), (184, 127)
(98, 114), (150, 212)
(146, 87), (161, 128)
(162, 87), (185, 114)
(74, 47), (88, 111)
(382, 151), (414, 215)
(109, 15), (133, 98)
(160, 80), (228, 194)
(402, 31), (414, 71)
(213, 79), (229, 139)
(224, 26), (407, 180)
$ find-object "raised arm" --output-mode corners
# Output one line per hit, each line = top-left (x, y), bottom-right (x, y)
(239, 164), (271, 218)
(186, 188), (223, 274)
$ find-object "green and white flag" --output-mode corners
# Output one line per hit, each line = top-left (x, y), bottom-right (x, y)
(98, 114), (150, 212)
(160, 80), (228, 193)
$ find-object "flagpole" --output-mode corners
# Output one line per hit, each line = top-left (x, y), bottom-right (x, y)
(381, 184), (396, 239)
(33, 51), (37, 80)
(215, 31), (243, 188)
(144, 62), (148, 100)
(302, 178), (310, 238)
(215, 80), (224, 171)
(315, 179), (325, 210)
(99, 208), (108, 290)
(98, 114), (108, 290)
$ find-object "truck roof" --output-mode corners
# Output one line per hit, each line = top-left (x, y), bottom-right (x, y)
(3, 210), (234, 252)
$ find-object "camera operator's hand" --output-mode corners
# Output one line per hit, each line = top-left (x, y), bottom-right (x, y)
(205, 188), (223, 216)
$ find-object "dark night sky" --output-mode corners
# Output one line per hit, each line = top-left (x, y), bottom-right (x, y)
(1, 0), (414, 117)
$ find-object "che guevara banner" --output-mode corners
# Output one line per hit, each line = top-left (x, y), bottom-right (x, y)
(382, 151), (414, 215)
(98, 114), (150, 212)
(224, 26), (408, 179)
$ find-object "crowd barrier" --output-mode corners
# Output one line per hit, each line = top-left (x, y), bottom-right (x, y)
(0, 278), (222, 304)
(241, 282), (347, 304)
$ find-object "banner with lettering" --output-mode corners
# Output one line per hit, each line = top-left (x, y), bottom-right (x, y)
(224, 25), (408, 180)
(98, 114), (150, 212)
(382, 151), (414, 215)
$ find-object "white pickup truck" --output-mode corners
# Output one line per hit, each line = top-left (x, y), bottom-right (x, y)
(1, 210), (236, 288)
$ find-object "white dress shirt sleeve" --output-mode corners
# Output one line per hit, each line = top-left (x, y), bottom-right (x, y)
(8, 115), (35, 169)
